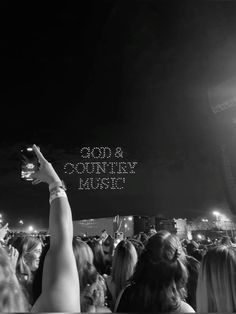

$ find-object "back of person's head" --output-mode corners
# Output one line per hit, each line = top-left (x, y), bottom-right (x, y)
(103, 234), (114, 254)
(128, 238), (145, 257)
(145, 230), (187, 265)
(129, 230), (188, 312)
(102, 235), (114, 274)
(72, 237), (97, 290)
(111, 239), (138, 298)
(73, 237), (94, 265)
(12, 236), (42, 282)
(87, 239), (106, 275)
(197, 245), (236, 312)
(136, 232), (149, 246)
(0, 246), (27, 311)
(186, 240), (199, 254)
(220, 236), (232, 246)
(73, 238), (107, 311)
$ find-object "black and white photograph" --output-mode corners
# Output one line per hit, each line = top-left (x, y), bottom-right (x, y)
(2, 1), (236, 312)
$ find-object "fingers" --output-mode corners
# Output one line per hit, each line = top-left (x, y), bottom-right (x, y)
(21, 155), (29, 163)
(32, 178), (42, 185)
(33, 144), (47, 163)
(3, 223), (8, 229)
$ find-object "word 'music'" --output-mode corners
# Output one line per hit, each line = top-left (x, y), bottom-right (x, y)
(63, 146), (138, 191)
(78, 177), (126, 190)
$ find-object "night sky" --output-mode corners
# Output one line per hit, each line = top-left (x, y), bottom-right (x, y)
(2, 1), (236, 229)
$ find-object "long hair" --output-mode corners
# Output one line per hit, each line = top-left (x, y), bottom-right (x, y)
(0, 246), (28, 312)
(127, 230), (188, 312)
(32, 243), (50, 304)
(72, 238), (106, 311)
(111, 240), (138, 299)
(12, 236), (42, 284)
(72, 237), (96, 290)
(197, 245), (236, 312)
(87, 239), (107, 275)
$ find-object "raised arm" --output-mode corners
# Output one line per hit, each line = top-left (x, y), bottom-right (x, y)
(30, 145), (80, 312)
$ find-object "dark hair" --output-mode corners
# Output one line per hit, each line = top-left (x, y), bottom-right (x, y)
(127, 231), (188, 312)
(135, 232), (149, 246)
(32, 243), (50, 304)
(221, 236), (232, 246)
(87, 239), (107, 275)
(128, 238), (145, 257)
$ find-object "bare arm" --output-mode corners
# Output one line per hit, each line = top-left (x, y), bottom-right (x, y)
(30, 145), (80, 312)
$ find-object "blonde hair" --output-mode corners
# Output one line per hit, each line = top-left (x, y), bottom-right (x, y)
(111, 240), (138, 299)
(72, 238), (95, 290)
(197, 245), (236, 312)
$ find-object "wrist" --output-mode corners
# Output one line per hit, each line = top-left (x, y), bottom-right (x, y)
(49, 189), (67, 204)
(49, 180), (66, 192)
(49, 180), (63, 191)
(47, 175), (62, 186)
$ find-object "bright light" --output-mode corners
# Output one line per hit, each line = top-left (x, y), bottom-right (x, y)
(0, 219), (3, 224)
(34, 230), (37, 233)
(128, 216), (133, 221)
(19, 220), (24, 224)
(197, 234), (202, 239)
(221, 214), (230, 221)
(213, 211), (220, 216)
(0, 214), (2, 218)
(124, 223), (128, 228)
(28, 226), (34, 232)
(202, 219), (208, 222)
(27, 147), (33, 151)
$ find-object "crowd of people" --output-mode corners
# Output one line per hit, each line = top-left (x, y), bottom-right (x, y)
(1, 145), (236, 312)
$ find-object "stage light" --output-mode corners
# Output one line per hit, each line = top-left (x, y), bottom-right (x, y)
(28, 226), (34, 232)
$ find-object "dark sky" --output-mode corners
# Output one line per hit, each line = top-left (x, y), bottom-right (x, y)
(2, 1), (236, 228)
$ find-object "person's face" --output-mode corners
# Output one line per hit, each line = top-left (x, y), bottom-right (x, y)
(24, 242), (42, 272)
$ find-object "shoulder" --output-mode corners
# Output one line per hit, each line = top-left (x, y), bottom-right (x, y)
(177, 300), (195, 313)
(114, 284), (133, 312)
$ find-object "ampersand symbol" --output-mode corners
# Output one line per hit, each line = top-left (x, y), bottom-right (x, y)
(115, 147), (123, 158)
